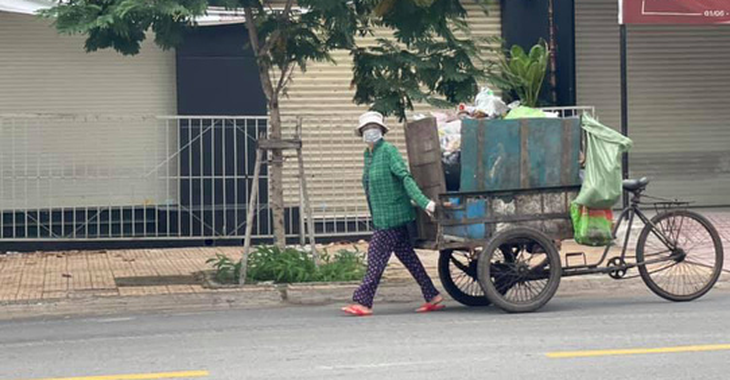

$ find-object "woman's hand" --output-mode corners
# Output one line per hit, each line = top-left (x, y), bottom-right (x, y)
(425, 200), (437, 217)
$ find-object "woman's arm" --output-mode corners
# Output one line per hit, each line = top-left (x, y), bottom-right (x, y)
(387, 145), (431, 210)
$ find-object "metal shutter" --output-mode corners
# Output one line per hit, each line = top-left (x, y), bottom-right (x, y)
(575, 0), (730, 206)
(0, 12), (176, 210)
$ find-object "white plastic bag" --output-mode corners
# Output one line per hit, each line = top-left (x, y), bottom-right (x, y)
(474, 87), (508, 118)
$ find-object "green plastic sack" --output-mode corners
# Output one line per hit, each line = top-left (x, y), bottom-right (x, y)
(573, 115), (633, 209)
(570, 203), (613, 247)
(504, 106), (546, 119)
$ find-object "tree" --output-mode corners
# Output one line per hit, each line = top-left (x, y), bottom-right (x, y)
(42, 0), (486, 248)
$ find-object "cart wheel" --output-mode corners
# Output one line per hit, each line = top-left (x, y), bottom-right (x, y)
(636, 210), (724, 302)
(438, 249), (491, 307)
(477, 227), (562, 313)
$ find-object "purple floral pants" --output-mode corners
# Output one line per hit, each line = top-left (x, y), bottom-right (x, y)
(353, 226), (439, 308)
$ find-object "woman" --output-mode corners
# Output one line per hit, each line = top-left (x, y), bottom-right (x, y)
(342, 111), (444, 316)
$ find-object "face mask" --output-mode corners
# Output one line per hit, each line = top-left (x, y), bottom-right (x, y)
(363, 128), (383, 144)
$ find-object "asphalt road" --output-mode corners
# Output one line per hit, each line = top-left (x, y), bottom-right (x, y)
(1, 290), (730, 380)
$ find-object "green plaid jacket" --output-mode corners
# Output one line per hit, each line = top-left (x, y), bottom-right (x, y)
(363, 140), (430, 230)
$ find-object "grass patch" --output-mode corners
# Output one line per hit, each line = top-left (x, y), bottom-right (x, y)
(206, 245), (366, 285)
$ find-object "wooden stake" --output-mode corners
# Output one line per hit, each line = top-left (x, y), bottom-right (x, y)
(239, 146), (263, 286)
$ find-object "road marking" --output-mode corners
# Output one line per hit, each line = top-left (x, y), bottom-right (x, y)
(547, 344), (730, 358)
(94, 317), (135, 323)
(14, 370), (209, 380)
(317, 360), (434, 370)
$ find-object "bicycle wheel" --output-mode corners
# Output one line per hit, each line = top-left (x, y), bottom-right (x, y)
(477, 227), (562, 313)
(636, 210), (724, 302)
(438, 249), (491, 307)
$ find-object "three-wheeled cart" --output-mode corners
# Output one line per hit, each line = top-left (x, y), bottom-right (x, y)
(405, 116), (724, 313)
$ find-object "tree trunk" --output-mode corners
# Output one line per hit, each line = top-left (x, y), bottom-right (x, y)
(268, 101), (287, 248)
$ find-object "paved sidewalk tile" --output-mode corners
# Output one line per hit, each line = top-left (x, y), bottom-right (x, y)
(2, 209), (729, 306)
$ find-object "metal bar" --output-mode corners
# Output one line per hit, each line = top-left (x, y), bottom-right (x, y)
(221, 120), (228, 236)
(439, 185), (581, 200)
(96, 125), (101, 238)
(157, 116), (268, 121)
(188, 118), (193, 237)
(118, 120), (124, 238)
(108, 134), (112, 238)
(83, 126), (89, 239)
(24, 118), (29, 239)
(0, 235), (274, 242)
(166, 119), (171, 237)
(620, 23), (630, 209)
(0, 117), (4, 239)
(12, 119), (17, 238)
(36, 122), (41, 238)
(234, 119), (239, 237)
(256, 120), (262, 237)
(147, 120), (153, 238)
(438, 213), (572, 227)
(212, 118), (216, 237)
(200, 119), (205, 237)
(619, 206), (636, 260)
(177, 119), (182, 238)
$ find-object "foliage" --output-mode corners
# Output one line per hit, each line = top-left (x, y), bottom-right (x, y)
(314, 248), (366, 282)
(246, 245), (318, 283)
(489, 39), (549, 108)
(206, 253), (242, 284)
(352, 0), (490, 120)
(207, 246), (366, 284)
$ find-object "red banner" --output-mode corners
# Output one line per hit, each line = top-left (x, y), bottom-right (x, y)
(620, 0), (730, 24)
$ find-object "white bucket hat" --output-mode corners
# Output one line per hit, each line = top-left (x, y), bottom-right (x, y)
(355, 111), (390, 137)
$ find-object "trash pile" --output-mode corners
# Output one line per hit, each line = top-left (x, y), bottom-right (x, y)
(413, 87), (558, 191)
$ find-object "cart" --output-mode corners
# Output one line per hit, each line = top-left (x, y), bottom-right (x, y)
(405, 117), (724, 313)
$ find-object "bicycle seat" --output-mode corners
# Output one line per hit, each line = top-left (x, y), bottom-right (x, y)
(622, 177), (649, 192)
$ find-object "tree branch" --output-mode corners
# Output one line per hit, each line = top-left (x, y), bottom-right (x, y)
(276, 63), (296, 95)
(258, 30), (281, 56)
(244, 6), (275, 101)
(257, 0), (294, 56)
(243, 7), (261, 54)
(282, 0), (294, 16)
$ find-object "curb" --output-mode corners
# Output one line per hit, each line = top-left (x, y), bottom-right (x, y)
(2, 273), (728, 321)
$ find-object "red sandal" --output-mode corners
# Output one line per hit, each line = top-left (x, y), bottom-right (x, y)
(341, 304), (373, 316)
(416, 296), (445, 313)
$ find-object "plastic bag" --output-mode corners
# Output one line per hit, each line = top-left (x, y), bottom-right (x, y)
(570, 203), (614, 247)
(504, 106), (547, 119)
(573, 114), (633, 209)
(442, 151), (461, 191)
(474, 87), (508, 118)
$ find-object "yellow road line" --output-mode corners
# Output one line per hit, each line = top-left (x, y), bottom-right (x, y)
(14, 370), (209, 380)
(547, 344), (730, 359)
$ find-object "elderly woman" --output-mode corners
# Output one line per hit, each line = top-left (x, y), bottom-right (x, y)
(342, 111), (444, 316)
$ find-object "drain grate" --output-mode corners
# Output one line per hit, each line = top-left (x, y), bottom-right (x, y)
(115, 275), (199, 287)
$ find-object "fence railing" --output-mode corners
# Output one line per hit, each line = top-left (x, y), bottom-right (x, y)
(1, 106), (594, 242)
(0, 114), (284, 241)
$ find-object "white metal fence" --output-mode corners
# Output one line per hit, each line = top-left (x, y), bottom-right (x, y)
(0, 114), (280, 241)
(1, 107), (594, 242)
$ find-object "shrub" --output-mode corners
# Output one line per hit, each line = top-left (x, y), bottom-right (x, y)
(205, 254), (242, 284)
(207, 246), (366, 285)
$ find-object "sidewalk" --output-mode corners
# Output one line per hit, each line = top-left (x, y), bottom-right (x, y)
(1, 210), (729, 317)
(0, 242), (430, 304)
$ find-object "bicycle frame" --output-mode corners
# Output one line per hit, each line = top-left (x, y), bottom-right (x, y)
(561, 191), (682, 277)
